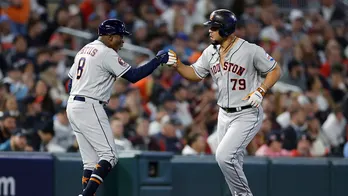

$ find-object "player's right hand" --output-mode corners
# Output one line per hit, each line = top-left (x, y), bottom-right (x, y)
(155, 50), (177, 66)
(242, 87), (266, 108)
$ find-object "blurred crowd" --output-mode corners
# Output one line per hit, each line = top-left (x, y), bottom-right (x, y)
(0, 0), (348, 158)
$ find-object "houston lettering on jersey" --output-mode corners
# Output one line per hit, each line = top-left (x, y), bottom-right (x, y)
(211, 62), (246, 76)
(79, 46), (98, 56)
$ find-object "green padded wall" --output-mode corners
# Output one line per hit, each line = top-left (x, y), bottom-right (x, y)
(269, 157), (330, 196)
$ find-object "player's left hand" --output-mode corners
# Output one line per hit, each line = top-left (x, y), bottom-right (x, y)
(242, 87), (266, 107)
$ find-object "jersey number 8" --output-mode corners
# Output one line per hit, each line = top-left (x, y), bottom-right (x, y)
(76, 57), (86, 79)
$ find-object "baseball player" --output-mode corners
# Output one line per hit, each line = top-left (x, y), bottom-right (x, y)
(170, 9), (282, 196)
(66, 19), (176, 196)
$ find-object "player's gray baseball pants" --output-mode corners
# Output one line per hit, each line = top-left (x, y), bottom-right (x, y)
(66, 96), (118, 170)
(215, 106), (263, 196)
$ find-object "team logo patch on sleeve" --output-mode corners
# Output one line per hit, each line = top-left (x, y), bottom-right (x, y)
(265, 52), (274, 61)
(118, 57), (129, 67)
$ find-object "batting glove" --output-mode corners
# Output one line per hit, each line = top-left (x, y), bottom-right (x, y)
(155, 50), (177, 65)
(242, 87), (266, 107)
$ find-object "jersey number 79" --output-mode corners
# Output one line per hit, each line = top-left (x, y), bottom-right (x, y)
(230, 78), (246, 90)
(76, 57), (86, 79)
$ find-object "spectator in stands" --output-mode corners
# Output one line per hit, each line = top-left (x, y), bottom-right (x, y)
(164, 32), (193, 63)
(5, 34), (29, 66)
(0, 128), (28, 151)
(52, 107), (74, 151)
(154, 116), (183, 154)
(182, 132), (206, 155)
(276, 93), (301, 129)
(129, 117), (160, 151)
(158, 92), (178, 118)
(104, 93), (120, 117)
(4, 95), (20, 117)
(39, 61), (68, 106)
(259, 11), (284, 44)
(0, 111), (17, 143)
(304, 60), (330, 91)
(0, 82), (9, 111)
(0, 0), (30, 35)
(287, 9), (306, 44)
(2, 59), (29, 100)
(280, 59), (307, 91)
(33, 80), (55, 116)
(282, 108), (307, 151)
(272, 29), (295, 75)
(320, 39), (345, 78)
(306, 75), (332, 123)
(244, 17), (261, 44)
(149, 107), (168, 136)
(111, 117), (133, 151)
(113, 108), (136, 138)
(26, 19), (45, 49)
(41, 6), (70, 43)
(30, 120), (65, 152)
(319, 0), (346, 22)
(255, 130), (290, 157)
(329, 66), (347, 104)
(322, 105), (347, 156)
(290, 132), (313, 157)
(248, 113), (275, 155)
(171, 83), (192, 128)
(0, 14), (15, 51)
(19, 95), (50, 131)
(66, 138), (79, 152)
(307, 115), (330, 157)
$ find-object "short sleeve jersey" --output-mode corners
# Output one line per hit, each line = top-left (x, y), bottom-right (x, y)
(68, 40), (131, 102)
(191, 38), (277, 107)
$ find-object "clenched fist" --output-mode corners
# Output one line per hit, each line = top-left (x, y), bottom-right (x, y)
(156, 50), (177, 66)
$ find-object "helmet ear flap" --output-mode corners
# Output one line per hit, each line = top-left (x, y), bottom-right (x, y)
(218, 24), (229, 37)
(219, 28), (228, 37)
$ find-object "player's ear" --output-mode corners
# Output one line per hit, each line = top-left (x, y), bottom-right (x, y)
(108, 35), (113, 41)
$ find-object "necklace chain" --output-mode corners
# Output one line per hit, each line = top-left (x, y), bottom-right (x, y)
(220, 36), (237, 53)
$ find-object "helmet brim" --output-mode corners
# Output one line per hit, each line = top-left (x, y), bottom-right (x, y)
(203, 20), (222, 28)
(122, 30), (131, 36)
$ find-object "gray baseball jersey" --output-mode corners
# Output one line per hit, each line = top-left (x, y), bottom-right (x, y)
(68, 40), (131, 102)
(191, 38), (276, 107)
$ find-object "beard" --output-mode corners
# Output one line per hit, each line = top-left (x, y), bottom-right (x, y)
(211, 40), (221, 45)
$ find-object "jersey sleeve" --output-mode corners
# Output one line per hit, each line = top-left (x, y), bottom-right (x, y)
(253, 45), (277, 74)
(103, 50), (131, 78)
(190, 48), (211, 79)
(68, 62), (76, 79)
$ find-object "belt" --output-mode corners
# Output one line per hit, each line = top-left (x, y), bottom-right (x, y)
(221, 105), (252, 113)
(73, 95), (105, 105)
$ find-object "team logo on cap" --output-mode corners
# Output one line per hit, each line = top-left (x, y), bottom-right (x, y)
(118, 57), (128, 67)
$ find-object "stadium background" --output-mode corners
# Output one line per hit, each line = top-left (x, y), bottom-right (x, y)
(0, 0), (348, 195)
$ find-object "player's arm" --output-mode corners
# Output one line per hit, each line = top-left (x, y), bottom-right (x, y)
(260, 63), (282, 92)
(122, 50), (176, 83)
(243, 46), (282, 107)
(67, 79), (72, 93)
(174, 60), (203, 82)
(170, 50), (209, 82)
(104, 50), (175, 83)
(67, 64), (75, 93)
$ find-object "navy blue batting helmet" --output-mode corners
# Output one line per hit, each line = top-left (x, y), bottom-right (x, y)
(98, 19), (131, 36)
(203, 9), (237, 37)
